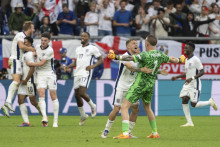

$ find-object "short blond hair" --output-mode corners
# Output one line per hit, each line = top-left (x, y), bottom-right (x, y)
(146, 35), (157, 46)
(23, 21), (34, 31)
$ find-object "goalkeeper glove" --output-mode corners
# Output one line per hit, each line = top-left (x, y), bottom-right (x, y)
(178, 55), (186, 63)
(107, 50), (121, 60)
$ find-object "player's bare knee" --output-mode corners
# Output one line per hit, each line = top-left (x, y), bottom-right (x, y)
(191, 102), (197, 107)
(18, 98), (25, 105)
(182, 97), (189, 104)
(131, 106), (139, 114)
(113, 106), (120, 114)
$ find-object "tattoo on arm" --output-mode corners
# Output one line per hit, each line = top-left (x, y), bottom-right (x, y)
(121, 55), (134, 61)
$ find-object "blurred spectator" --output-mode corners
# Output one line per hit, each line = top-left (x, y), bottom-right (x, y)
(132, 0), (152, 18)
(169, 11), (217, 37)
(116, 0), (134, 12)
(97, 0), (114, 36)
(169, 3), (186, 36)
(84, 2), (98, 36)
(135, 6), (150, 39)
(196, 6), (209, 39)
(209, 3), (220, 44)
(1, 0), (11, 14)
(39, 16), (52, 35)
(59, 48), (73, 80)
(38, 0), (62, 36)
(181, 0), (190, 14)
(148, 0), (162, 20)
(56, 4), (76, 36)
(75, 0), (91, 33)
(199, 0), (215, 7)
(9, 3), (34, 35)
(92, 58), (104, 80)
(113, 0), (132, 37)
(164, 0), (176, 18)
(62, 0), (77, 12)
(0, 68), (8, 80)
(153, 8), (170, 37)
(189, 0), (204, 17)
(27, 0), (41, 31)
(10, 0), (23, 12)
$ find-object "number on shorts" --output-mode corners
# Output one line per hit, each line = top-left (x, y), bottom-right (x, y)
(152, 60), (158, 75)
(28, 87), (33, 93)
(81, 77), (86, 82)
(79, 54), (83, 59)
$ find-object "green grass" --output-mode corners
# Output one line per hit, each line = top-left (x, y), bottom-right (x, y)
(0, 116), (220, 147)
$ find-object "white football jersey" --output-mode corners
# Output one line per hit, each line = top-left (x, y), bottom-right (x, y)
(115, 52), (139, 91)
(10, 32), (27, 60)
(35, 44), (55, 75)
(75, 44), (101, 77)
(185, 55), (203, 90)
(21, 52), (36, 82)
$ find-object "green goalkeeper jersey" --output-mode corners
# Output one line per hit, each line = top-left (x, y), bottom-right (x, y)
(133, 50), (170, 83)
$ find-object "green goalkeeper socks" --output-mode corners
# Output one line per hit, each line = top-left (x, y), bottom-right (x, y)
(122, 120), (129, 135)
(149, 119), (157, 133)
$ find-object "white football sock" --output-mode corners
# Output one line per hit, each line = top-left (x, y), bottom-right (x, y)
(182, 104), (193, 124)
(53, 99), (59, 122)
(195, 101), (211, 108)
(129, 121), (136, 133)
(39, 97), (47, 121)
(6, 81), (19, 103)
(87, 100), (96, 108)
(78, 106), (85, 117)
(104, 119), (114, 131)
(19, 104), (29, 123)
(36, 103), (42, 116)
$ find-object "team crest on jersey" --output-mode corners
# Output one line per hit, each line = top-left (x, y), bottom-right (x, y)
(156, 43), (168, 54)
(42, 53), (45, 56)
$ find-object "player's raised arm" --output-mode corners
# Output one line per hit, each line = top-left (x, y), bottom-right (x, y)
(26, 58), (47, 67)
(169, 55), (186, 64)
(124, 62), (153, 73)
(18, 41), (35, 52)
(108, 50), (135, 61)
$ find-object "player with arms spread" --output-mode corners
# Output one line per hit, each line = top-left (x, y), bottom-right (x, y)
(65, 32), (103, 126)
(26, 33), (59, 127)
(101, 39), (168, 138)
(171, 42), (218, 127)
(1, 21), (35, 117)
(17, 37), (42, 127)
(108, 35), (185, 139)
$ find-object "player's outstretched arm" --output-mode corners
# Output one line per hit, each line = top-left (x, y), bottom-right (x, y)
(64, 59), (76, 72)
(185, 69), (204, 84)
(171, 73), (186, 81)
(86, 56), (103, 71)
(107, 50), (134, 61)
(26, 59), (47, 67)
(18, 41), (35, 52)
(169, 55), (186, 64)
(22, 67), (35, 85)
(124, 62), (153, 73)
(158, 69), (168, 76)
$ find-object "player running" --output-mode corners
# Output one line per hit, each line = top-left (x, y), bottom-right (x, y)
(1, 21), (35, 117)
(101, 39), (168, 138)
(171, 42), (218, 127)
(26, 33), (59, 127)
(108, 35), (185, 139)
(17, 37), (42, 127)
(65, 32), (103, 126)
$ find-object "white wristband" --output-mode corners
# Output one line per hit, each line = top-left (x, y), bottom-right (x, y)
(192, 76), (195, 80)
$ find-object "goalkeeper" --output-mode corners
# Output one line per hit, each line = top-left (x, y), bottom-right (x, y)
(108, 35), (185, 139)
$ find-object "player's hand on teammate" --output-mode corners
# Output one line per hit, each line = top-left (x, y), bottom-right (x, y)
(185, 78), (192, 85)
(30, 46), (36, 52)
(171, 76), (178, 81)
(22, 80), (27, 85)
(160, 68), (168, 76)
(107, 50), (116, 60)
(178, 55), (186, 64)
(141, 66), (153, 73)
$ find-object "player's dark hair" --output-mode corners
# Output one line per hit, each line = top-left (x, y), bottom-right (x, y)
(146, 35), (157, 46)
(120, 0), (127, 5)
(126, 39), (136, 46)
(23, 21), (33, 31)
(83, 32), (90, 38)
(157, 8), (165, 14)
(41, 32), (51, 40)
(62, 3), (68, 8)
(24, 36), (33, 44)
(186, 41), (195, 51)
(167, 0), (173, 6)
(153, 0), (160, 3)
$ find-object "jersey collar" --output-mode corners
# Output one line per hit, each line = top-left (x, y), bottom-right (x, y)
(127, 51), (131, 55)
(40, 45), (49, 50)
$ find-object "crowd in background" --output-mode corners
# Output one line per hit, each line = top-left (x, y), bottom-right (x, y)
(1, 0), (220, 39)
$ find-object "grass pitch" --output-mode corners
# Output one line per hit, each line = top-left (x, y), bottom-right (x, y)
(0, 116), (220, 147)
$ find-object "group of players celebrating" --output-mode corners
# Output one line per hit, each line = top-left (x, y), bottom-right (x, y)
(1, 21), (218, 139)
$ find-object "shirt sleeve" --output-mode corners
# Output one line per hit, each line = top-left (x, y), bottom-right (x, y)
(17, 33), (25, 42)
(84, 12), (89, 23)
(42, 49), (53, 60)
(25, 52), (35, 63)
(133, 52), (145, 63)
(161, 53), (170, 63)
(71, 11), (76, 20)
(92, 46), (101, 58)
(113, 11), (118, 21)
(195, 58), (203, 70)
(57, 13), (62, 20)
